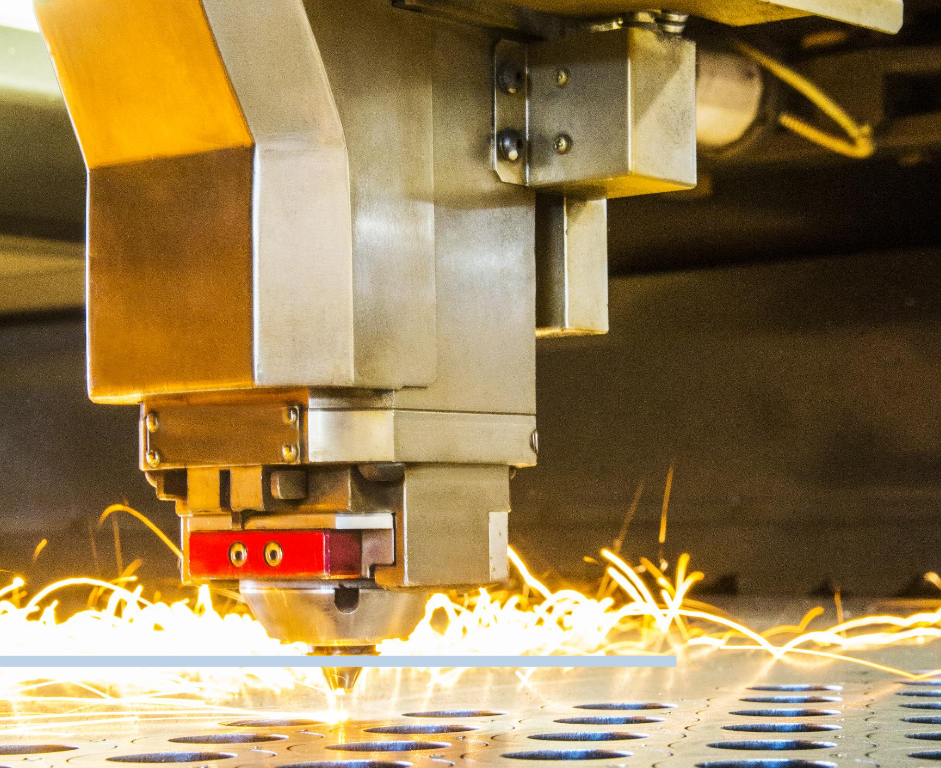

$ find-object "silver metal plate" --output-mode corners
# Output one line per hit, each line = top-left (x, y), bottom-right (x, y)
(0, 639), (937, 767)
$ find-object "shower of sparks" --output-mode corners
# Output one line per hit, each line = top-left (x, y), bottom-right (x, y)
(0, 505), (939, 721)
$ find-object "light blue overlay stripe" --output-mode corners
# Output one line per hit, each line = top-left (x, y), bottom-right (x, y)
(0, 656), (676, 668)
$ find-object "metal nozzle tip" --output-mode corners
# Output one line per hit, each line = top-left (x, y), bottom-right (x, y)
(322, 666), (363, 692)
(311, 645), (376, 693)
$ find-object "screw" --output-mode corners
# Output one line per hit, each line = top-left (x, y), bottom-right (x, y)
(530, 429), (539, 455)
(228, 541), (248, 568)
(281, 443), (299, 463)
(555, 68), (569, 87)
(144, 411), (159, 433)
(497, 60), (525, 95)
(145, 449), (162, 468)
(497, 129), (525, 163)
(553, 133), (572, 154)
(656, 10), (688, 34)
(283, 405), (299, 426)
(264, 541), (283, 567)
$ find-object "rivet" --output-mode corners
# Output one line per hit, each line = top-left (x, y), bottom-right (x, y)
(555, 68), (569, 87)
(281, 443), (299, 463)
(264, 541), (283, 568)
(144, 411), (159, 433)
(283, 406), (299, 426)
(530, 429), (539, 455)
(228, 541), (248, 568)
(554, 133), (572, 154)
(145, 449), (162, 468)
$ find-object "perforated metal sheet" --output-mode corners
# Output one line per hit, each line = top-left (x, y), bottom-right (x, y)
(0, 641), (938, 767)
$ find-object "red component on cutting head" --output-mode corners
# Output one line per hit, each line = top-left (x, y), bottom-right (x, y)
(188, 529), (362, 580)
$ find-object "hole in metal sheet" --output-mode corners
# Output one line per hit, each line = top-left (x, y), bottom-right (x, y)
(904, 717), (941, 725)
(747, 686), (841, 693)
(730, 710), (841, 718)
(169, 735), (287, 744)
(902, 703), (941, 710)
(404, 711), (505, 718)
(223, 719), (322, 728)
(908, 752), (941, 761)
(574, 703), (675, 711)
(327, 742), (449, 753)
(107, 753), (236, 763)
(528, 733), (645, 742)
(696, 762), (838, 768)
(907, 733), (941, 741)
(739, 697), (841, 704)
(0, 745), (77, 755)
(722, 725), (841, 734)
(555, 717), (665, 726)
(366, 726), (477, 735)
(707, 741), (837, 751)
(899, 690), (941, 697)
(502, 749), (631, 761)
(280, 764), (411, 768)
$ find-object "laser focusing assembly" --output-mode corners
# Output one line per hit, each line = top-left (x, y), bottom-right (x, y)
(33, 0), (901, 688)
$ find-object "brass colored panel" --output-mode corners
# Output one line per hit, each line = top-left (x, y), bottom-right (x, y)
(34, 0), (252, 168)
(88, 148), (255, 401)
(510, 0), (902, 33)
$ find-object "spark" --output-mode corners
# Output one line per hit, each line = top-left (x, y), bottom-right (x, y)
(0, 507), (938, 716)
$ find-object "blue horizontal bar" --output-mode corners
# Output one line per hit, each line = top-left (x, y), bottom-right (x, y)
(0, 655), (675, 669)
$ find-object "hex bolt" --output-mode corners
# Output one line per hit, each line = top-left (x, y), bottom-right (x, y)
(497, 129), (525, 163)
(228, 541), (248, 568)
(554, 133), (572, 154)
(530, 429), (539, 455)
(282, 405), (299, 426)
(144, 411), (159, 433)
(264, 541), (283, 568)
(555, 68), (569, 87)
(281, 443), (299, 463)
(145, 449), (162, 468)
(497, 60), (525, 95)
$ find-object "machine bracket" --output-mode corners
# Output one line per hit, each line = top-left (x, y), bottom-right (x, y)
(493, 23), (697, 198)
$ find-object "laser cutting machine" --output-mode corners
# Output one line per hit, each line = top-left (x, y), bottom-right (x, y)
(29, 0), (902, 682)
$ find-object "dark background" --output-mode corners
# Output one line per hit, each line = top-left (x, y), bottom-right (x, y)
(1, 2), (941, 597)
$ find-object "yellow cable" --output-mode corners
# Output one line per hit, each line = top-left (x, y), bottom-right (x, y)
(733, 40), (875, 159)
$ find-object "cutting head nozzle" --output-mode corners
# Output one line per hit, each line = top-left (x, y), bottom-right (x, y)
(313, 644), (376, 693)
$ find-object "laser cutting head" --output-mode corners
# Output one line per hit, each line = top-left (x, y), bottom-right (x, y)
(32, 0), (897, 682)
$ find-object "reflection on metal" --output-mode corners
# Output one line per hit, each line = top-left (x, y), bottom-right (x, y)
(241, 582), (429, 647)
(0, 652), (936, 766)
(0, 235), (82, 315)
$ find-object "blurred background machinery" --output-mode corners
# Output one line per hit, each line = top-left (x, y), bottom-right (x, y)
(0, 0), (939, 608)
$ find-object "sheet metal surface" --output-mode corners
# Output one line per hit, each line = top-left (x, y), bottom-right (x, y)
(0, 636), (937, 767)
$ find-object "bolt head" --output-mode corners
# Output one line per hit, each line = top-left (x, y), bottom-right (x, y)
(144, 411), (159, 433)
(553, 134), (572, 155)
(497, 129), (525, 163)
(497, 60), (525, 95)
(555, 68), (569, 87)
(281, 443), (299, 463)
(145, 449), (162, 468)
(264, 541), (283, 568)
(228, 541), (248, 568)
